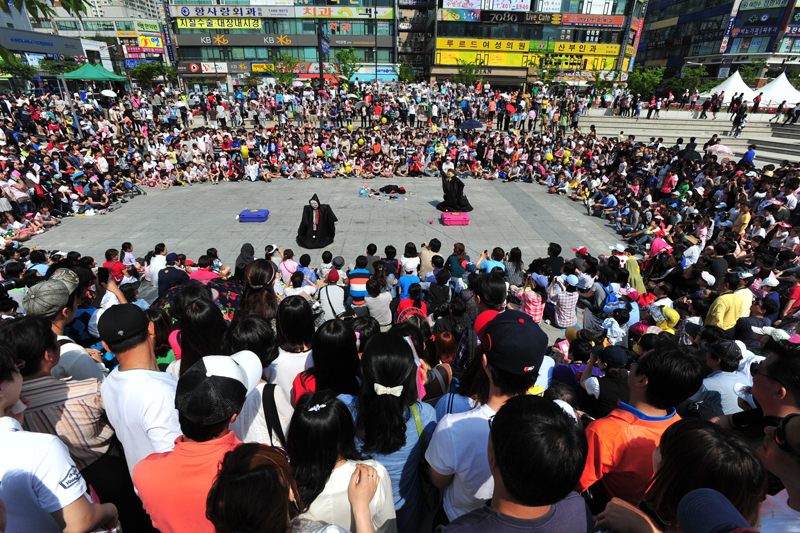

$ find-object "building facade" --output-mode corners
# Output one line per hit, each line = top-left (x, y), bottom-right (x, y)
(429, 0), (645, 85)
(638, 0), (800, 77)
(170, 0), (399, 91)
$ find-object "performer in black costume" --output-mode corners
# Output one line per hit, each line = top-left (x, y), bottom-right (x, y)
(297, 194), (338, 249)
(436, 171), (473, 212)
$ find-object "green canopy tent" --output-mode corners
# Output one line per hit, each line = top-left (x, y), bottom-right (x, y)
(63, 63), (126, 81)
(91, 64), (127, 82)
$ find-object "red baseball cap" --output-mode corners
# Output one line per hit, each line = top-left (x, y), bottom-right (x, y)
(572, 246), (588, 255)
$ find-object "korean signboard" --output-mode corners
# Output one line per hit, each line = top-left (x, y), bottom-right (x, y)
(294, 6), (394, 17)
(136, 21), (161, 32)
(436, 37), (530, 51)
(176, 18), (263, 29)
(441, 9), (482, 21)
(443, 0), (482, 9)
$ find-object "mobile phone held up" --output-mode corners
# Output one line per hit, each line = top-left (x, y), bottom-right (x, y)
(97, 267), (109, 285)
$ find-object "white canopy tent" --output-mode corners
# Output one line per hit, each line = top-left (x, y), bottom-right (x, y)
(700, 71), (757, 100)
(756, 72), (800, 107)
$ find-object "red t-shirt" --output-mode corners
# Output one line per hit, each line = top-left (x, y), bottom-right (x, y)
(783, 285), (800, 313)
(189, 269), (219, 281)
(292, 371), (316, 406)
(398, 299), (427, 317)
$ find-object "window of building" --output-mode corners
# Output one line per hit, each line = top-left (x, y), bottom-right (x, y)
(116, 21), (135, 31)
(55, 20), (81, 30)
(83, 20), (115, 31)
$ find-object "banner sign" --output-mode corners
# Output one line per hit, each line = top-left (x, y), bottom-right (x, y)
(173, 33), (392, 47)
(138, 35), (163, 48)
(479, 11), (560, 22)
(161, 19), (175, 63)
(125, 59), (153, 68)
(561, 14), (625, 26)
(740, 0), (789, 8)
(786, 25), (800, 35)
(720, 0), (744, 52)
(554, 42), (620, 55)
(294, 6), (393, 17)
(481, 0), (531, 11)
(202, 62), (228, 73)
(443, 0), (482, 9)
(540, 0), (561, 12)
(176, 17), (262, 29)
(442, 9), (482, 20)
(436, 37), (529, 51)
(251, 62), (275, 72)
(136, 21), (160, 32)
(731, 25), (778, 35)
(174, 5), (268, 17)
(126, 46), (164, 53)
(116, 30), (138, 37)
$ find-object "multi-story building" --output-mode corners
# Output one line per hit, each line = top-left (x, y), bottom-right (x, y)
(638, 0), (800, 78)
(429, 0), (645, 85)
(30, 1), (167, 74)
(398, 0), (434, 75)
(169, 0), (399, 92)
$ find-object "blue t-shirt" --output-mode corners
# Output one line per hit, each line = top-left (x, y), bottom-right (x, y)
(338, 394), (437, 533)
(479, 260), (505, 273)
(397, 274), (421, 299)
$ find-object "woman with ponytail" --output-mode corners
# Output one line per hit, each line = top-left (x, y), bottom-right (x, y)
(340, 332), (436, 533)
(397, 283), (427, 317)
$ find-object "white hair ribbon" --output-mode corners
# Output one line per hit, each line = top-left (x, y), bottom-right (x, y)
(374, 383), (403, 397)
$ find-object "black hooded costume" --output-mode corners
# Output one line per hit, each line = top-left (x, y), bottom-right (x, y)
(297, 194), (338, 249)
(436, 173), (473, 213)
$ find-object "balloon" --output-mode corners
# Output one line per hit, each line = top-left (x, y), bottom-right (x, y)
(241, 146), (249, 158)
(564, 151), (571, 158)
(317, 149), (323, 157)
(563, 158), (569, 164)
(576, 160), (582, 167)
(347, 124), (353, 131)
(546, 153), (554, 161)
(358, 139), (364, 145)
(346, 165), (352, 172)
(381, 117), (387, 124)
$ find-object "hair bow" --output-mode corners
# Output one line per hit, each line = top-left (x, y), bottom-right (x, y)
(374, 383), (403, 397)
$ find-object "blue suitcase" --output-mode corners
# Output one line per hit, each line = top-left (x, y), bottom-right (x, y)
(239, 208), (269, 223)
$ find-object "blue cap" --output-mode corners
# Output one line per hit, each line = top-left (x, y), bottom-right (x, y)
(678, 489), (753, 533)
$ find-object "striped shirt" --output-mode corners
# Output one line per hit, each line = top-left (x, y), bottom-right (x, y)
(347, 268), (371, 304)
(552, 290), (580, 328)
(22, 375), (114, 470)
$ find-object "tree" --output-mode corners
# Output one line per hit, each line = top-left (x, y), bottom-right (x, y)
(163, 65), (178, 85)
(1, 0), (88, 60)
(127, 62), (165, 87)
(39, 58), (82, 76)
(242, 72), (261, 90)
(273, 51), (301, 86)
(0, 55), (37, 91)
(327, 47), (362, 82)
(591, 69), (618, 93)
(664, 65), (716, 94)
(394, 60), (417, 83)
(454, 58), (485, 87)
(739, 59), (766, 88)
(627, 66), (664, 98)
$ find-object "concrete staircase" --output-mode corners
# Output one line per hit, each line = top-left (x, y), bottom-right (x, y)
(580, 108), (798, 168)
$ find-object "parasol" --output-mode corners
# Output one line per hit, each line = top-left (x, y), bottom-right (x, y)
(533, 81), (544, 86)
(505, 104), (516, 113)
(101, 89), (117, 97)
(347, 94), (359, 98)
(175, 101), (188, 107)
(679, 148), (702, 162)
(151, 278), (242, 324)
(293, 80), (305, 87)
(319, 90), (330, 98)
(458, 119), (482, 131)
(706, 144), (734, 156)
(354, 101), (368, 109)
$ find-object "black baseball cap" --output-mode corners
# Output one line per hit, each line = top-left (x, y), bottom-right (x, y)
(700, 340), (741, 361)
(592, 345), (628, 369)
(98, 304), (149, 344)
(481, 310), (546, 375)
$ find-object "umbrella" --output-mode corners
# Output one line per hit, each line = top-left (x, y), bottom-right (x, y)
(101, 89), (116, 97)
(505, 104), (516, 113)
(533, 81), (544, 86)
(679, 148), (702, 162)
(151, 278), (243, 324)
(292, 80), (304, 87)
(319, 90), (330, 98)
(416, 101), (429, 107)
(458, 119), (482, 131)
(175, 101), (188, 107)
(354, 101), (368, 109)
(347, 94), (359, 98)
(707, 144), (734, 156)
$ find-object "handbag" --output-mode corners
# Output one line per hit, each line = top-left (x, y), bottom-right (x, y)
(411, 403), (440, 511)
(261, 383), (287, 448)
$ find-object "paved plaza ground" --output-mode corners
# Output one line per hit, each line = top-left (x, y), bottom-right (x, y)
(32, 176), (621, 271)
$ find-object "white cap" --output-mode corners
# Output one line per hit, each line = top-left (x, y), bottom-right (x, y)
(761, 278), (779, 287)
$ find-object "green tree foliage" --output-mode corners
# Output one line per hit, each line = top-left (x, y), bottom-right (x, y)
(127, 62), (167, 87)
(164, 66), (178, 85)
(0, 55), (37, 91)
(627, 66), (665, 98)
(664, 65), (717, 94)
(242, 72), (262, 90)
(328, 47), (362, 82)
(591, 70), (618, 93)
(454, 58), (485, 87)
(738, 59), (766, 88)
(38, 58), (82, 76)
(394, 60), (417, 83)
(274, 52), (301, 86)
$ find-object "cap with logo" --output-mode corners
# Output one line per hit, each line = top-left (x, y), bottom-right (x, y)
(481, 310), (546, 375)
(699, 340), (742, 361)
(97, 303), (150, 344)
(175, 351), (262, 424)
(592, 345), (628, 368)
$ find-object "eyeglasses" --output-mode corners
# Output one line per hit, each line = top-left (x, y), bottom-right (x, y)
(774, 414), (800, 463)
(751, 361), (788, 389)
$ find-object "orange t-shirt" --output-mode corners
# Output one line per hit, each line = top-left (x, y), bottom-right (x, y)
(577, 404), (681, 506)
(133, 432), (242, 533)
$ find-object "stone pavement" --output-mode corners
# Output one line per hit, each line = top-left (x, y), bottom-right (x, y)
(31, 176), (621, 271)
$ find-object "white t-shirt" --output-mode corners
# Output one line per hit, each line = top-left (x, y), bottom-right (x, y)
(149, 254), (167, 289)
(299, 459), (397, 533)
(265, 348), (313, 404)
(425, 403), (496, 521)
(759, 489), (800, 532)
(52, 335), (105, 382)
(400, 256), (420, 273)
(0, 417), (87, 533)
(101, 367), (182, 477)
(230, 382), (294, 446)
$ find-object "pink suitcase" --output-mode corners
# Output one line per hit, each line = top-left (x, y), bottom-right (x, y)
(442, 212), (470, 225)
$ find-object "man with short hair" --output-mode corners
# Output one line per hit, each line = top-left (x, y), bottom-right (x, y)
(157, 252), (190, 295)
(99, 304), (182, 477)
(577, 347), (704, 507)
(439, 395), (592, 533)
(426, 310), (547, 527)
(757, 413), (800, 531)
(700, 339), (748, 415)
(188, 255), (219, 281)
(706, 273), (744, 338)
(133, 351), (261, 532)
(420, 238), (443, 279)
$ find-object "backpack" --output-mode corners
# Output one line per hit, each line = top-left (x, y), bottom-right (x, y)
(601, 284), (619, 308)
(426, 282), (451, 311)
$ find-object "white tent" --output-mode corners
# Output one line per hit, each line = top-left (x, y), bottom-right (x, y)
(700, 71), (757, 100)
(756, 72), (800, 106)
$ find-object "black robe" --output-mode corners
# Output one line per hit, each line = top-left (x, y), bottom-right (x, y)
(297, 194), (338, 249)
(436, 174), (473, 212)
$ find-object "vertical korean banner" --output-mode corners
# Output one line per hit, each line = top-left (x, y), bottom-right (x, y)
(163, 1), (176, 63)
(719, 0), (744, 53)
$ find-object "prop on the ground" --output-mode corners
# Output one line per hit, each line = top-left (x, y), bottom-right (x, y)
(238, 208), (270, 223)
(359, 183), (408, 201)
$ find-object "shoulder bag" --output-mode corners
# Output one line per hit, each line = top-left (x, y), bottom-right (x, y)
(411, 403), (440, 511)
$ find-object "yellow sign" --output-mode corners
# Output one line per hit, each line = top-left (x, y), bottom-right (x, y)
(436, 49), (617, 70)
(622, 57), (630, 70)
(625, 45), (634, 56)
(138, 35), (163, 48)
(553, 42), (620, 56)
(116, 31), (138, 38)
(176, 17), (262, 29)
(436, 38), (528, 53)
(251, 63), (275, 72)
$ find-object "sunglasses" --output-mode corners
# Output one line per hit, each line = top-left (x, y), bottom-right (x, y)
(751, 361), (788, 389)
(774, 413), (800, 463)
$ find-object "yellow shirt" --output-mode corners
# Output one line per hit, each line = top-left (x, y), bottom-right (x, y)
(732, 212), (751, 235)
(706, 292), (744, 330)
